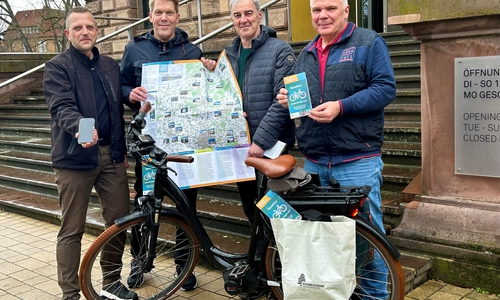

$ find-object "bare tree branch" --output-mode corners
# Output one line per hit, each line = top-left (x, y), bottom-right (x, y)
(0, 0), (76, 52)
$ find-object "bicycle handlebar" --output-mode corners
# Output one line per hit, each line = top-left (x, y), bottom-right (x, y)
(126, 101), (194, 166)
(131, 101), (151, 128)
(167, 155), (194, 163)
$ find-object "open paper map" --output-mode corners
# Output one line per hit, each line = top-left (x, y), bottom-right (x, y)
(140, 52), (255, 192)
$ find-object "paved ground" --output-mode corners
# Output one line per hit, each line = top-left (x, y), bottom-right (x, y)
(0, 209), (498, 300)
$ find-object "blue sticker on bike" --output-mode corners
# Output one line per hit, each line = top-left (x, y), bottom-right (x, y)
(284, 72), (312, 119)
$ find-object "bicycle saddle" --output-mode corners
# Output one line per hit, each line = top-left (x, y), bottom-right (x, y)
(245, 154), (296, 178)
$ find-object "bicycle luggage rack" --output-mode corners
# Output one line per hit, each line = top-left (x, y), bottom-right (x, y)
(283, 184), (371, 216)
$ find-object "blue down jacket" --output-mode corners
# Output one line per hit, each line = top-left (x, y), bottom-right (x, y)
(224, 25), (297, 149)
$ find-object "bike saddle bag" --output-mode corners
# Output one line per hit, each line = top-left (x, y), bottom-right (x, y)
(267, 167), (311, 192)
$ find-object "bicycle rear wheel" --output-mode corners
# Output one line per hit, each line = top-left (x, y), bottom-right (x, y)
(79, 214), (199, 300)
(264, 224), (405, 300)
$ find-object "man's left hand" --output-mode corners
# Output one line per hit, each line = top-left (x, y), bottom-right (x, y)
(247, 143), (264, 158)
(308, 101), (341, 123)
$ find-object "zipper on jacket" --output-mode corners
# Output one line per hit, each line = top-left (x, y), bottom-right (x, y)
(105, 75), (117, 151)
(68, 138), (77, 154)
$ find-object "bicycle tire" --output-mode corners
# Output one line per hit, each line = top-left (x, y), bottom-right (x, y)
(264, 224), (405, 300)
(79, 214), (200, 300)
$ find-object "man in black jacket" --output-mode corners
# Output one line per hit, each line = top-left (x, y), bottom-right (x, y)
(120, 0), (202, 292)
(43, 6), (139, 300)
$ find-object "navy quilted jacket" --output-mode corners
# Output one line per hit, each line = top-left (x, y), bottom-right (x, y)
(224, 25), (296, 149)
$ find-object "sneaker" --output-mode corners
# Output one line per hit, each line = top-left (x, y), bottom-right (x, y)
(127, 259), (144, 288)
(176, 265), (198, 291)
(100, 281), (138, 300)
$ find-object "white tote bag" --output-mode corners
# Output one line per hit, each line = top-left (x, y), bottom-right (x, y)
(271, 216), (356, 300)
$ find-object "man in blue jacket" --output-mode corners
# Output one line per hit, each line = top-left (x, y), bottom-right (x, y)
(120, 0), (202, 292)
(44, 6), (138, 300)
(252, 0), (396, 298)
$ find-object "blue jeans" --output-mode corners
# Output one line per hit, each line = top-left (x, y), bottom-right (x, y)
(304, 156), (388, 299)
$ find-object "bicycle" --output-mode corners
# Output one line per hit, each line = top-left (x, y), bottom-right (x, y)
(79, 102), (405, 300)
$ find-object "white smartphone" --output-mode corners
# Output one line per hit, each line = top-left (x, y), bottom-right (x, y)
(78, 118), (95, 144)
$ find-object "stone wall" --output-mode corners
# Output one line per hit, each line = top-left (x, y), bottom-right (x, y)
(86, 0), (290, 59)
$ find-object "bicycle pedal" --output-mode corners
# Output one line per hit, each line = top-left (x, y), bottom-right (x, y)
(229, 264), (250, 278)
(223, 263), (251, 295)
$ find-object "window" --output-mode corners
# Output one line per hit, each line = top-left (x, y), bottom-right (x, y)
(37, 41), (47, 53)
(142, 0), (153, 29)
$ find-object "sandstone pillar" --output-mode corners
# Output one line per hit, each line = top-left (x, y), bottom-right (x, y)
(388, 0), (500, 292)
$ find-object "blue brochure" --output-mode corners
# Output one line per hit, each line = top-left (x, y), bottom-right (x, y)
(284, 72), (312, 119)
(256, 190), (302, 220)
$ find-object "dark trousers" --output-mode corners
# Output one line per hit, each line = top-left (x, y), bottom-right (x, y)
(55, 145), (129, 300)
(237, 171), (268, 262)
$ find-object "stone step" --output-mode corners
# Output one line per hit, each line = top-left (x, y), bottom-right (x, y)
(0, 148), (409, 235)
(0, 144), (420, 191)
(392, 61), (421, 76)
(391, 103), (421, 113)
(381, 30), (417, 43)
(383, 141), (422, 168)
(386, 39), (422, 52)
(0, 114), (51, 126)
(0, 103), (136, 117)
(0, 149), (413, 218)
(13, 95), (46, 105)
(398, 251), (433, 294)
(384, 121), (422, 143)
(0, 184), (432, 295)
(0, 137), (51, 154)
(0, 185), (251, 239)
(390, 49), (421, 64)
(395, 74), (422, 90)
(0, 103), (50, 115)
(0, 119), (422, 143)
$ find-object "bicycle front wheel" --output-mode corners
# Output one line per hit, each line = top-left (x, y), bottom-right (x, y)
(79, 214), (199, 300)
(264, 224), (405, 300)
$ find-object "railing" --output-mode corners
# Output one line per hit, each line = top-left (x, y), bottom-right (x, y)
(0, 0), (281, 90)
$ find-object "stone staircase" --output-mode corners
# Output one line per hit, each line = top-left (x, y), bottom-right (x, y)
(0, 30), (430, 293)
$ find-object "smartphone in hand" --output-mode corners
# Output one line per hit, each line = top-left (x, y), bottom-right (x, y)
(78, 118), (95, 144)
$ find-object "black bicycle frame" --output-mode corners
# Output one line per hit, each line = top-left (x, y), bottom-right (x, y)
(154, 165), (249, 269)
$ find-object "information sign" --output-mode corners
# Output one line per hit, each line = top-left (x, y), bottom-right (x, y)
(455, 55), (500, 177)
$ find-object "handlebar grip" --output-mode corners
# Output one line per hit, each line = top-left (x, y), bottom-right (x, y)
(139, 101), (151, 114)
(167, 155), (194, 163)
(130, 102), (152, 130)
(134, 101), (151, 122)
